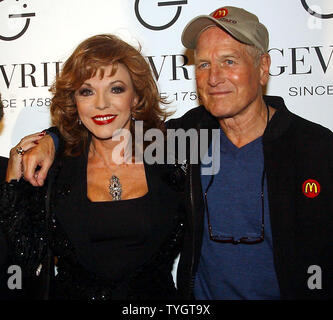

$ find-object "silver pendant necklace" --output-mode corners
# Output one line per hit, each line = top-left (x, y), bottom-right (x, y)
(109, 175), (122, 201)
(92, 145), (122, 201)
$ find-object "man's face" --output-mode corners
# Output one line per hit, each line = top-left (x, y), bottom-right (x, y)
(195, 26), (270, 119)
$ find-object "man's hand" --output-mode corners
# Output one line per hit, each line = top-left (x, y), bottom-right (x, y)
(22, 133), (55, 186)
(6, 132), (47, 182)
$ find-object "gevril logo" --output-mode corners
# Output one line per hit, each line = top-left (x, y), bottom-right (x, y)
(0, 0), (36, 41)
(135, 0), (187, 30)
(301, 0), (333, 19)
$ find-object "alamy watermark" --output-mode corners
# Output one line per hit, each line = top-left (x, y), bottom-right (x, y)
(307, 265), (322, 290)
(7, 265), (22, 290)
(307, 5), (323, 30)
(3, 264), (324, 292)
(109, 120), (221, 175)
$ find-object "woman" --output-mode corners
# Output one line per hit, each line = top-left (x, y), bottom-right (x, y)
(0, 34), (184, 300)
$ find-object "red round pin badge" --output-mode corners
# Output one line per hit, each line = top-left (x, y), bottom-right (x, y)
(213, 8), (228, 19)
(302, 179), (320, 198)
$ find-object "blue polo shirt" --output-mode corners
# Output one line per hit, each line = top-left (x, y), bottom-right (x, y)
(194, 129), (280, 299)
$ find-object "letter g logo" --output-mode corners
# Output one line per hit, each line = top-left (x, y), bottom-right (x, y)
(135, 0), (188, 30)
(301, 0), (333, 19)
(0, 0), (36, 41)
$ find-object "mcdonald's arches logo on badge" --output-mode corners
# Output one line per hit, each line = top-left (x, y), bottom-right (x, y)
(302, 179), (320, 198)
(213, 8), (228, 19)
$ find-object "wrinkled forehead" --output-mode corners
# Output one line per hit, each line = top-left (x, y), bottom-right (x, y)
(195, 29), (252, 63)
(195, 26), (246, 52)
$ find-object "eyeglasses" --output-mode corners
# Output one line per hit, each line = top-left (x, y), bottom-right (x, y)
(204, 168), (266, 244)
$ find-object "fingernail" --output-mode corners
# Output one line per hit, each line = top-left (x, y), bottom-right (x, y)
(34, 141), (39, 145)
(39, 131), (46, 136)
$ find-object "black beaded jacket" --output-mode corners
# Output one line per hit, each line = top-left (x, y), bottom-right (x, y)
(0, 151), (185, 300)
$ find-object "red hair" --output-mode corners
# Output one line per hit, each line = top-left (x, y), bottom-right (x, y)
(50, 34), (170, 156)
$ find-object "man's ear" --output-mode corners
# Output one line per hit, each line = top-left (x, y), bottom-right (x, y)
(259, 53), (271, 86)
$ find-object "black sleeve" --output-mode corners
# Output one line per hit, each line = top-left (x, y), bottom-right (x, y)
(45, 126), (65, 155)
(0, 157), (8, 182)
(0, 180), (48, 277)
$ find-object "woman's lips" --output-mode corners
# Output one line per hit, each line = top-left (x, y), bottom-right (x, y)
(92, 114), (117, 125)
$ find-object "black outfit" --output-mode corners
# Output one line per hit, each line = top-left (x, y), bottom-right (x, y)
(0, 157), (9, 298)
(167, 95), (333, 300)
(0, 148), (184, 300)
(0, 157), (7, 181)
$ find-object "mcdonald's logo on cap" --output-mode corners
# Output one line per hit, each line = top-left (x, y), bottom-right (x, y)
(302, 179), (321, 198)
(212, 7), (228, 19)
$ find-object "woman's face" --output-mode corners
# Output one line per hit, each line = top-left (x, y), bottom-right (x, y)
(74, 63), (138, 140)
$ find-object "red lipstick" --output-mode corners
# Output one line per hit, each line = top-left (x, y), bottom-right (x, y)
(92, 114), (117, 125)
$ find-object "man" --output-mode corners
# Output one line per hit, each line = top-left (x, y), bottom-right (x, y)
(169, 6), (333, 299)
(20, 6), (332, 299)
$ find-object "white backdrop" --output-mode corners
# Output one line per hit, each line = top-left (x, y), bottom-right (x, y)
(1, 0), (332, 158)
(0, 0), (332, 288)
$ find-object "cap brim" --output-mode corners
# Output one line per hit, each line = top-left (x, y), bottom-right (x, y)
(181, 15), (254, 49)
